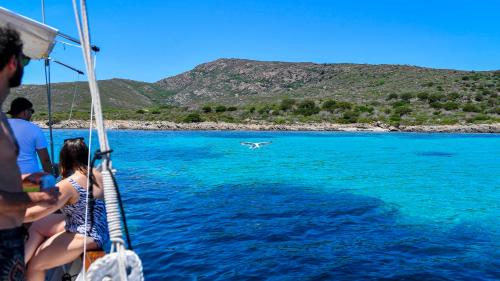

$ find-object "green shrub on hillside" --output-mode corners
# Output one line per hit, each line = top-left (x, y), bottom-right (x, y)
(417, 92), (429, 101)
(258, 105), (273, 115)
(391, 100), (409, 107)
(227, 106), (238, 111)
(462, 103), (482, 113)
(472, 114), (490, 122)
(440, 117), (459, 125)
(429, 102), (443, 109)
(441, 102), (460, 111)
(393, 106), (412, 116)
(280, 98), (296, 111)
(448, 92), (460, 100)
(183, 113), (203, 123)
(294, 100), (320, 116)
(389, 114), (401, 123)
(428, 93), (445, 103)
(273, 116), (286, 124)
(354, 105), (374, 113)
(341, 110), (359, 123)
(335, 101), (353, 110)
(386, 93), (398, 100)
(218, 114), (234, 122)
(202, 105), (212, 113)
(400, 92), (414, 101)
(321, 99), (337, 112)
(215, 105), (227, 113)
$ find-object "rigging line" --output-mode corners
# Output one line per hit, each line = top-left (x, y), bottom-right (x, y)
(41, 0), (55, 175)
(83, 100), (95, 278)
(55, 40), (82, 49)
(82, 50), (98, 278)
(82, 50), (97, 278)
(73, 0), (109, 155)
(52, 59), (84, 75)
(58, 31), (100, 52)
(41, 0), (45, 23)
(72, 2), (91, 278)
(44, 59), (55, 175)
(68, 73), (80, 121)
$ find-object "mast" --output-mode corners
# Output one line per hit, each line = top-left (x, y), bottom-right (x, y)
(72, 1), (143, 280)
(41, 0), (56, 175)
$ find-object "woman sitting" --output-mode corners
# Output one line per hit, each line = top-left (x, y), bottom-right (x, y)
(24, 138), (109, 281)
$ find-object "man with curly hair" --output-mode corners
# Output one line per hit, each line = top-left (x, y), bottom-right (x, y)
(0, 25), (58, 281)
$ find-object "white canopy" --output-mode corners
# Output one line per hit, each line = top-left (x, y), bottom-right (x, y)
(0, 7), (58, 59)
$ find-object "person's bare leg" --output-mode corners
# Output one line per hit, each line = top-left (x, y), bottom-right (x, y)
(24, 213), (65, 263)
(26, 231), (98, 281)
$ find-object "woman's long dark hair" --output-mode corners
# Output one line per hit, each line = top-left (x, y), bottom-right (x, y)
(59, 138), (89, 179)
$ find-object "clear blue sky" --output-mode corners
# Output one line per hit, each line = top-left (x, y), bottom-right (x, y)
(5, 0), (500, 85)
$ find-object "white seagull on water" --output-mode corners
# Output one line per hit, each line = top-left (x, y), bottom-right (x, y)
(240, 141), (272, 149)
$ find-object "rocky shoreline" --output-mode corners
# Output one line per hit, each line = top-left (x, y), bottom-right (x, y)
(32, 120), (500, 133)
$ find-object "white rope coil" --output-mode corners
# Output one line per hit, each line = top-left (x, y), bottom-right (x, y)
(86, 250), (144, 281)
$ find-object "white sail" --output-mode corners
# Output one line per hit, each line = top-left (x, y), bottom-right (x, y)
(0, 7), (57, 59)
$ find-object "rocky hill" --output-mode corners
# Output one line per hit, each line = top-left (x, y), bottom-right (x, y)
(156, 58), (499, 107)
(7, 78), (172, 112)
(4, 58), (499, 125)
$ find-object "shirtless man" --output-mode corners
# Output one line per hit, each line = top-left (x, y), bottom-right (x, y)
(0, 26), (59, 281)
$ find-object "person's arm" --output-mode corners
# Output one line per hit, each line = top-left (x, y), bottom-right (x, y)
(24, 180), (73, 223)
(33, 125), (52, 174)
(0, 123), (58, 213)
(36, 148), (53, 174)
(0, 189), (59, 212)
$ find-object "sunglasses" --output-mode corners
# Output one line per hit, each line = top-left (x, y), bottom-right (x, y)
(63, 137), (84, 143)
(19, 53), (30, 67)
(26, 108), (35, 114)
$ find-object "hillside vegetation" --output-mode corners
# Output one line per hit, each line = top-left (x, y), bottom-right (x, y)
(6, 58), (500, 125)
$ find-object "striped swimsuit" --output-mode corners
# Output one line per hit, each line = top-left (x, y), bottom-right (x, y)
(60, 178), (109, 248)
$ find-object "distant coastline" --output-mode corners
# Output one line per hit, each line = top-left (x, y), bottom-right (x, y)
(33, 120), (500, 133)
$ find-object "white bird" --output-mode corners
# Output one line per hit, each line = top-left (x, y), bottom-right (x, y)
(240, 141), (272, 149)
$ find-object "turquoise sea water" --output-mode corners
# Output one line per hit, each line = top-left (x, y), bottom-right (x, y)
(50, 130), (499, 280)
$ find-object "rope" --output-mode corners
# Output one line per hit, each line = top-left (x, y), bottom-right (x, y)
(67, 73), (80, 121)
(55, 40), (82, 49)
(108, 161), (133, 250)
(72, 1), (136, 280)
(43, 59), (55, 175)
(82, 101), (94, 280)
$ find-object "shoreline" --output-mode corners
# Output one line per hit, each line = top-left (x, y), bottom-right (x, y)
(33, 120), (500, 133)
